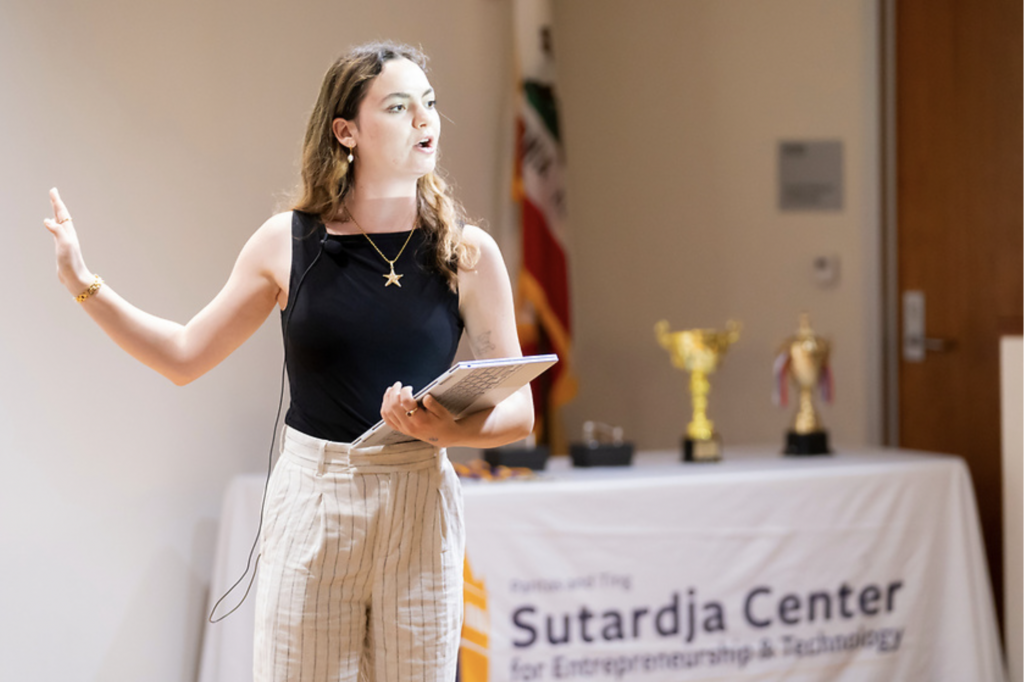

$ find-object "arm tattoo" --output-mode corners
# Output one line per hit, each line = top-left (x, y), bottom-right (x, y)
(475, 331), (497, 355)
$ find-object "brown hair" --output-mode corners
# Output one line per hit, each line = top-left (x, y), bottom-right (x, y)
(292, 41), (477, 290)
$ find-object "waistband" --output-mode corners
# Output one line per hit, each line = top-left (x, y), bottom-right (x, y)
(282, 425), (443, 476)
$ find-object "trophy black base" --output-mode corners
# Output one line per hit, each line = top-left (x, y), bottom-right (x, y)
(483, 446), (550, 470)
(784, 431), (831, 456)
(682, 435), (722, 463)
(569, 442), (634, 467)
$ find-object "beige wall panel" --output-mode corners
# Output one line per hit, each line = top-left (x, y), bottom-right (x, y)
(553, 0), (881, 450)
(1002, 336), (1023, 682)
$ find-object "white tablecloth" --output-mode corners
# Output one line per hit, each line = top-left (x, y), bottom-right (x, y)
(197, 446), (1006, 682)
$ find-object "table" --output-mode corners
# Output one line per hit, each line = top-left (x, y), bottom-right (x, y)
(197, 447), (1006, 682)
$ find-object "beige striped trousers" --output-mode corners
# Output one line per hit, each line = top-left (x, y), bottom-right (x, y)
(253, 426), (465, 682)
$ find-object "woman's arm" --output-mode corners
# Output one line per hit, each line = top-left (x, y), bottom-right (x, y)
(43, 188), (290, 385)
(380, 225), (535, 448)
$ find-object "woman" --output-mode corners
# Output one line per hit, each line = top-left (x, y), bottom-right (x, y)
(43, 42), (532, 681)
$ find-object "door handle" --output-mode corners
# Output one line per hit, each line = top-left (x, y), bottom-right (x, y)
(922, 337), (955, 353)
(903, 290), (956, 362)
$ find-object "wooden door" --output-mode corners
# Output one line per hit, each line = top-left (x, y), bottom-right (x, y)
(895, 0), (1022, 631)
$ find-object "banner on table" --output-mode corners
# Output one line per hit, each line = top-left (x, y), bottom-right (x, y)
(453, 457), (1000, 682)
(460, 550), (907, 681)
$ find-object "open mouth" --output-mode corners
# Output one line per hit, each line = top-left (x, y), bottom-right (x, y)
(417, 137), (434, 150)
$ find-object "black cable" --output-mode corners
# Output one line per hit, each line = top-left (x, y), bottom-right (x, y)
(208, 234), (332, 623)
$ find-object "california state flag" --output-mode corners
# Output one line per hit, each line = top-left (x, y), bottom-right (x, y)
(512, 0), (577, 451)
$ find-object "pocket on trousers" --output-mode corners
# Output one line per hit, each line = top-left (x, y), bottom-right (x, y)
(259, 460), (292, 557)
(436, 483), (451, 554)
(435, 462), (464, 556)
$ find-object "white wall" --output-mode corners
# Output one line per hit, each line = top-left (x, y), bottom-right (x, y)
(553, 0), (881, 450)
(0, 1), (510, 680)
(0, 1), (880, 680)
(1002, 337), (1023, 681)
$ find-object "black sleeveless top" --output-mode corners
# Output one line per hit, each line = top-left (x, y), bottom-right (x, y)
(282, 211), (464, 442)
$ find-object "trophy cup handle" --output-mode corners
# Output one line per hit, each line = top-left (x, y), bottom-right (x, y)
(725, 320), (742, 346)
(654, 320), (671, 350)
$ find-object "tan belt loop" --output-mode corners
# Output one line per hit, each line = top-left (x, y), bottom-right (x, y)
(315, 440), (327, 477)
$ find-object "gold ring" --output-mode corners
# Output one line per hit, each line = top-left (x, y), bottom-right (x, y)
(58, 216), (73, 224)
(406, 408), (418, 417)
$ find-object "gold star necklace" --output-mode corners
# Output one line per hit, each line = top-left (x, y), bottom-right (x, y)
(345, 208), (417, 288)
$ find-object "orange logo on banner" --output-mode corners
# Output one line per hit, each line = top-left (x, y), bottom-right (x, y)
(460, 555), (490, 681)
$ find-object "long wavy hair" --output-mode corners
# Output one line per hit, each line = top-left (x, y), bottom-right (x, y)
(292, 41), (477, 290)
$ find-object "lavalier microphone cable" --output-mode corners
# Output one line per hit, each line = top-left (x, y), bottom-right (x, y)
(208, 230), (339, 623)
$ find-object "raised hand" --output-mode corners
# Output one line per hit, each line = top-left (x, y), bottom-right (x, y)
(42, 188), (93, 296)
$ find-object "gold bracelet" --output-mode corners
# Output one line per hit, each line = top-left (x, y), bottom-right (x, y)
(74, 275), (104, 303)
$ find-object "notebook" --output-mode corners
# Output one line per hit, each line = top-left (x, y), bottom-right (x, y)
(351, 354), (558, 448)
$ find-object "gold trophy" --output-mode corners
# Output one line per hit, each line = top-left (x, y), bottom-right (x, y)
(774, 313), (833, 455)
(655, 320), (741, 462)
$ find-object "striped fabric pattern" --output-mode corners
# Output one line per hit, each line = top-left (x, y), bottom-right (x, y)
(253, 427), (465, 681)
